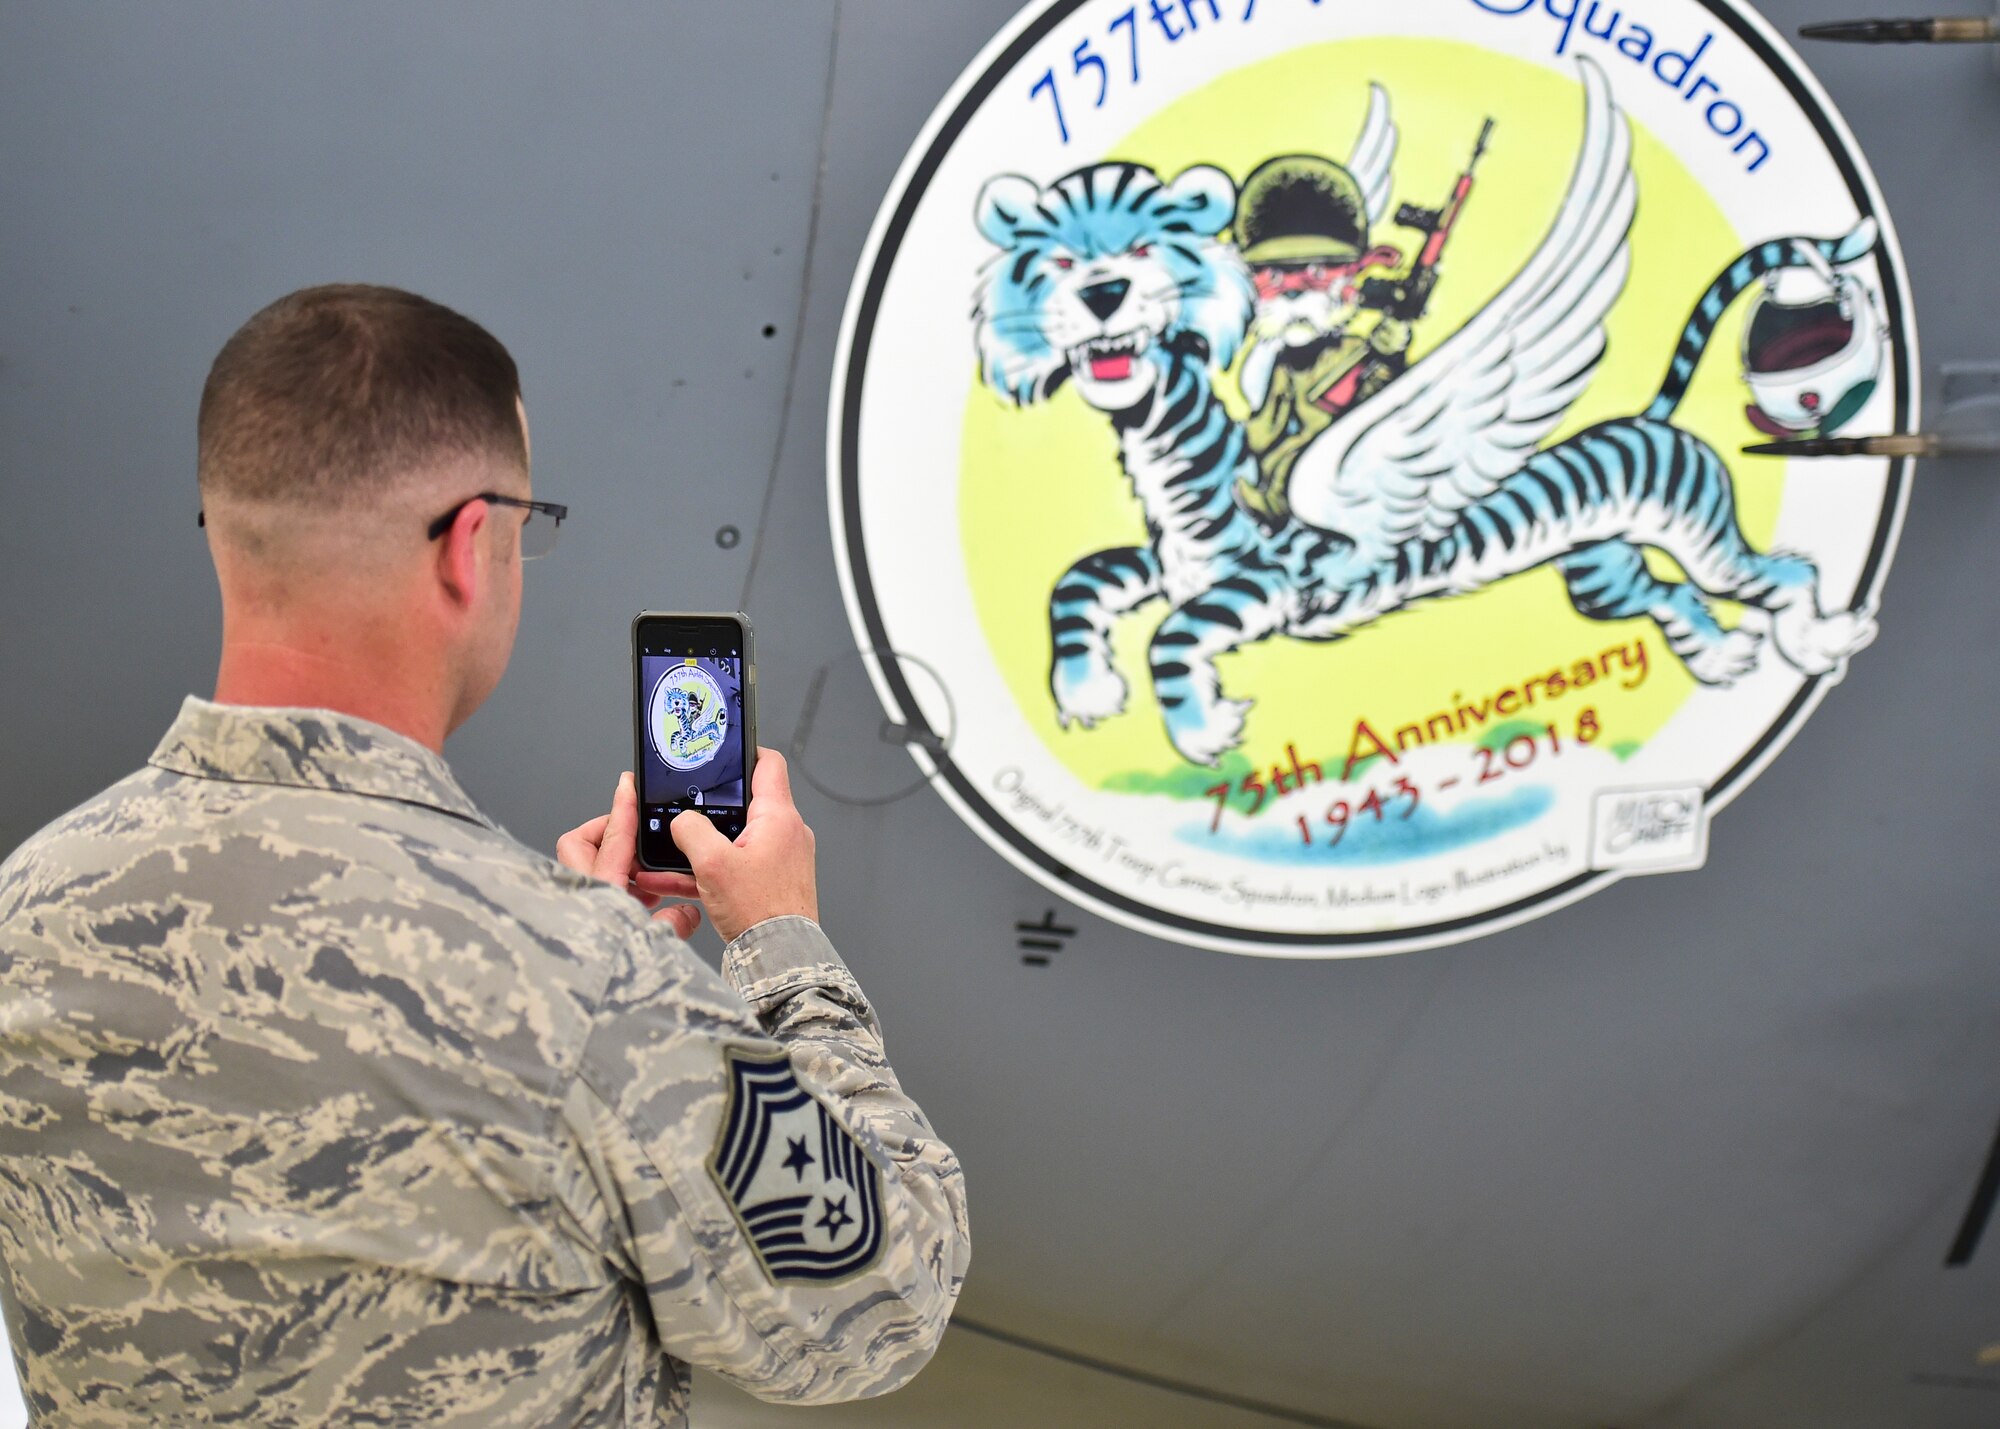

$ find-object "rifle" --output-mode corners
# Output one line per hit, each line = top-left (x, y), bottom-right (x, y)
(1357, 118), (1494, 325)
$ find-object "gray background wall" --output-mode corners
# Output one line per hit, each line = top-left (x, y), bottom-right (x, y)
(3, 3), (1998, 1426)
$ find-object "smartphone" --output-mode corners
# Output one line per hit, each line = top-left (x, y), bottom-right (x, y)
(632, 611), (757, 872)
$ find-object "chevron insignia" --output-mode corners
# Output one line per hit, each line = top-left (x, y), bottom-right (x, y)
(710, 1050), (885, 1284)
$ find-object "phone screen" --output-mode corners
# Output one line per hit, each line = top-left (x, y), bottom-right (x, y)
(634, 615), (752, 870)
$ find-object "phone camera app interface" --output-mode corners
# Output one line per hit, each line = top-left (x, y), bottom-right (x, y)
(640, 639), (745, 837)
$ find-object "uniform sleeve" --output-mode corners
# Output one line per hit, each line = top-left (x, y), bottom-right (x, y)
(554, 914), (968, 1406)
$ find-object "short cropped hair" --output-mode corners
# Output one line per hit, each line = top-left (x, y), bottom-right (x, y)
(198, 285), (525, 508)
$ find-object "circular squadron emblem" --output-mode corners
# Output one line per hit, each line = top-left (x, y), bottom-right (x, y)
(650, 664), (730, 772)
(831, 0), (1916, 956)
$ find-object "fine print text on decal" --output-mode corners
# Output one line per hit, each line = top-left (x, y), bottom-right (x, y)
(1030, 0), (1773, 173)
(992, 764), (1572, 913)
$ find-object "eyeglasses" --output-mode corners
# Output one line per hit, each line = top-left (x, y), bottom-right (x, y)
(426, 493), (568, 560)
(197, 493), (570, 560)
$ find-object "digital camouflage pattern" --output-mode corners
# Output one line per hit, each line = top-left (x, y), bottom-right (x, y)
(0, 698), (968, 1426)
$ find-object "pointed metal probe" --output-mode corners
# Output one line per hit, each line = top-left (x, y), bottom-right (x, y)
(1745, 365), (2000, 459)
(1746, 434), (1933, 458)
(1743, 433), (1998, 458)
(1800, 15), (1998, 41)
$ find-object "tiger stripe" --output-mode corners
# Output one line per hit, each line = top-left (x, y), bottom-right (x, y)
(1647, 227), (1878, 422)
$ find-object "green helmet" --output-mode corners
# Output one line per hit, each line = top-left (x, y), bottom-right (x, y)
(1234, 155), (1370, 266)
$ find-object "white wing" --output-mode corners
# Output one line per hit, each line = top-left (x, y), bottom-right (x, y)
(1347, 84), (1397, 228)
(1289, 58), (1636, 562)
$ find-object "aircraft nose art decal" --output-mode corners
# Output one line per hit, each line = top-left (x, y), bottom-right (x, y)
(830, 0), (1916, 957)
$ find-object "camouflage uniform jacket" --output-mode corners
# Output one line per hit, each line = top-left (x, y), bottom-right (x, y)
(1244, 329), (1406, 506)
(0, 698), (969, 1426)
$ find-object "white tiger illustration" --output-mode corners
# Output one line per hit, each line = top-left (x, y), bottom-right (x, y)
(971, 58), (1879, 767)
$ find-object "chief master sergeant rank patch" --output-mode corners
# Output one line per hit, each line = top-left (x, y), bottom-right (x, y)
(711, 1049), (885, 1283)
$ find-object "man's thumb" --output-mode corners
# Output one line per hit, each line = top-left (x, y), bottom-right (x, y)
(670, 810), (731, 871)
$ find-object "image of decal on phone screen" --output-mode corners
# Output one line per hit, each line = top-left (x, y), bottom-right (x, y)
(640, 650), (745, 841)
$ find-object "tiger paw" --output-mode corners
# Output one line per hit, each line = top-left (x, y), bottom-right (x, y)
(1685, 629), (1763, 687)
(1052, 656), (1128, 728)
(1772, 602), (1878, 680)
(1164, 697), (1252, 767)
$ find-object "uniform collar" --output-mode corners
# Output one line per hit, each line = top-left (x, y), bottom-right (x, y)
(149, 696), (493, 827)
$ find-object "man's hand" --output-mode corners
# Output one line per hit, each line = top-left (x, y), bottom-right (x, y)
(556, 771), (703, 940)
(669, 749), (818, 945)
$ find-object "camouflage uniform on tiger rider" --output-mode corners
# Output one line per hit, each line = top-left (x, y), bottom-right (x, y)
(1235, 155), (1412, 530)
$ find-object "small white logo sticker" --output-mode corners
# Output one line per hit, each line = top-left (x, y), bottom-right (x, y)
(1591, 787), (1707, 873)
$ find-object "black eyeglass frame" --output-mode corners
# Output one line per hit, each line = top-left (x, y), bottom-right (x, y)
(196, 493), (570, 549)
(425, 492), (568, 543)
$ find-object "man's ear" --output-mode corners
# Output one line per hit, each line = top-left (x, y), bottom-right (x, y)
(435, 498), (490, 610)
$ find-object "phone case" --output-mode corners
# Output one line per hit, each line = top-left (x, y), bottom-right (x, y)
(632, 610), (758, 872)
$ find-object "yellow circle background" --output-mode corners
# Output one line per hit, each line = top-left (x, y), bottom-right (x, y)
(959, 39), (1770, 795)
